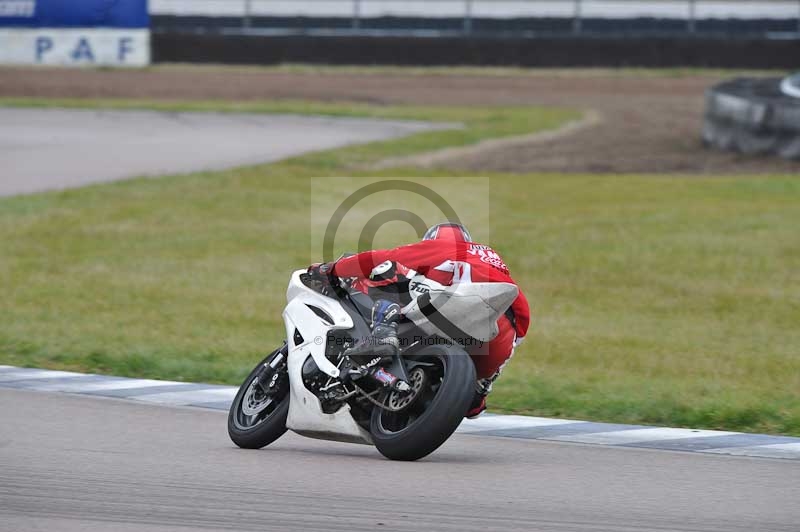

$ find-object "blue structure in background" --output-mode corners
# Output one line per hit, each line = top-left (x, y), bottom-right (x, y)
(0, 0), (148, 28)
(0, 0), (150, 66)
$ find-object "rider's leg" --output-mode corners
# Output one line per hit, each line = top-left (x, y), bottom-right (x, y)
(471, 314), (516, 380)
(370, 299), (402, 354)
(466, 315), (516, 418)
(345, 299), (402, 363)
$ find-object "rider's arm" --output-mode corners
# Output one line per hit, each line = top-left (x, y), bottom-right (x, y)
(331, 249), (394, 279)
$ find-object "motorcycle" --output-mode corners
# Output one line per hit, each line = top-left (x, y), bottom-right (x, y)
(227, 266), (518, 461)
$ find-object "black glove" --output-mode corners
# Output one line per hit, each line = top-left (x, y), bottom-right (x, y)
(307, 262), (335, 281)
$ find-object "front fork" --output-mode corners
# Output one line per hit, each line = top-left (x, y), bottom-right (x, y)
(254, 344), (288, 395)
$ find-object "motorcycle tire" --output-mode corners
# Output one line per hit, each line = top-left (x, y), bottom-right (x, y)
(370, 343), (476, 461)
(228, 346), (290, 449)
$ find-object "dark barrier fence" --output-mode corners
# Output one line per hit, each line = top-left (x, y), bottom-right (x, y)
(153, 32), (800, 68)
(152, 15), (800, 36)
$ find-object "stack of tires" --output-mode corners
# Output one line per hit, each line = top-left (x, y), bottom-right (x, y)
(703, 75), (800, 160)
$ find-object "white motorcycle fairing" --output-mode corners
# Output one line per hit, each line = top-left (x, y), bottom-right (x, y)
(402, 278), (518, 344)
(282, 270), (373, 444)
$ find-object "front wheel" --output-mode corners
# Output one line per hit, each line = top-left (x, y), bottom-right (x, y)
(370, 343), (476, 461)
(228, 345), (290, 449)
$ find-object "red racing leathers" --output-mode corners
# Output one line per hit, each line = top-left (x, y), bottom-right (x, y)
(331, 240), (530, 381)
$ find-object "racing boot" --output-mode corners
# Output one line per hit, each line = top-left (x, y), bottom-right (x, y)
(466, 395), (487, 419)
(466, 378), (493, 419)
(345, 300), (402, 366)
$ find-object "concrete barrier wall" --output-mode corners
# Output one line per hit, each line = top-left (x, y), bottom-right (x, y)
(150, 0), (800, 20)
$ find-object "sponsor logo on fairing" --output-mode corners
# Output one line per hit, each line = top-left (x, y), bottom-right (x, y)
(409, 280), (431, 294)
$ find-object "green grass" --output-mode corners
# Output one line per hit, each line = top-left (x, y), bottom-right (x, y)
(263, 64), (784, 77)
(1, 98), (799, 436)
(21, 62), (785, 78)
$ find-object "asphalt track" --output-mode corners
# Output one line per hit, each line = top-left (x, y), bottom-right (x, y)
(0, 108), (448, 197)
(1, 388), (799, 532)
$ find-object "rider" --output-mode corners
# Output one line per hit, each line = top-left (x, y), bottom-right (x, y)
(308, 222), (530, 419)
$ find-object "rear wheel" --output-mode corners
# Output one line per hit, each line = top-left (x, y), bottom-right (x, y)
(228, 345), (290, 449)
(369, 343), (476, 461)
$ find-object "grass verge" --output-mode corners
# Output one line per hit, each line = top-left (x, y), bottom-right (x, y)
(12, 63), (784, 78)
(1, 98), (798, 435)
